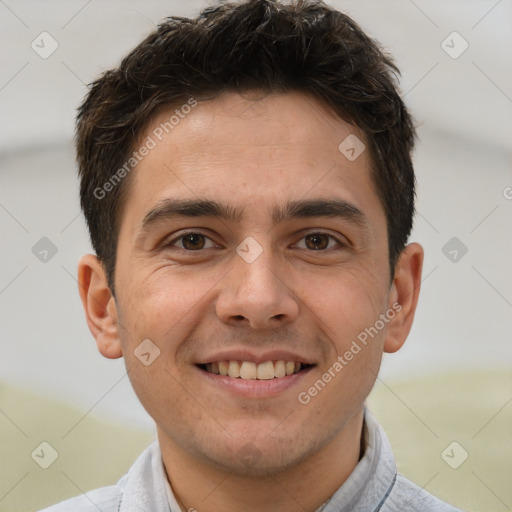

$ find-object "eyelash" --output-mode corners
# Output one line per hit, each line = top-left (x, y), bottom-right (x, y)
(165, 231), (345, 252)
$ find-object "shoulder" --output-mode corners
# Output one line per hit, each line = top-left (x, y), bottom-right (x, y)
(35, 441), (161, 512)
(36, 483), (123, 511)
(382, 473), (466, 512)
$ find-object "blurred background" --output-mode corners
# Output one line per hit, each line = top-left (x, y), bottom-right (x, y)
(1, 0), (511, 510)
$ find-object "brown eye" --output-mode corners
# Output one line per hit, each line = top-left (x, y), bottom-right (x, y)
(294, 232), (342, 251)
(164, 231), (218, 253)
(180, 233), (206, 250)
(304, 233), (330, 250)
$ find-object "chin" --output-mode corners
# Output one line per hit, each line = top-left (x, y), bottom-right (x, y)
(200, 432), (322, 478)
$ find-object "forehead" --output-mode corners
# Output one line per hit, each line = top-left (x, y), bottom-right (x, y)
(121, 91), (385, 233)
(146, 91), (357, 164)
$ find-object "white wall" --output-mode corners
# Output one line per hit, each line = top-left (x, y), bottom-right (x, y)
(1, 0), (511, 431)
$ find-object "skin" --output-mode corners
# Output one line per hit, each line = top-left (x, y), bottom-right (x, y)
(78, 91), (423, 512)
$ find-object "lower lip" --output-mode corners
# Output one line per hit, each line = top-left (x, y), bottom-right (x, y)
(196, 365), (315, 398)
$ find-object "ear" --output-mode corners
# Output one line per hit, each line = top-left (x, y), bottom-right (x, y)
(77, 254), (123, 359)
(383, 242), (424, 354)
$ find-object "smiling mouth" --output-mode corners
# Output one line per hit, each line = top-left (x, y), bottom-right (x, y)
(197, 360), (314, 380)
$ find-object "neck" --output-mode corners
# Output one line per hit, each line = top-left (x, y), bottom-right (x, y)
(159, 406), (366, 512)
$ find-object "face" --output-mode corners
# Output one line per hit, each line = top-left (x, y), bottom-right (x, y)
(86, 91), (417, 476)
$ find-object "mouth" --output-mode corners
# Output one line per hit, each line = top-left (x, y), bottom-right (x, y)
(197, 360), (315, 380)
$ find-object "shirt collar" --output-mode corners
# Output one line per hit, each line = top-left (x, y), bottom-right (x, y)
(120, 406), (396, 512)
(118, 439), (170, 512)
(319, 407), (397, 512)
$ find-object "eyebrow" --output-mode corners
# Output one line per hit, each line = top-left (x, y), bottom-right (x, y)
(138, 197), (370, 235)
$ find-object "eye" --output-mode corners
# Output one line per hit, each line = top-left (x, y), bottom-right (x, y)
(167, 232), (217, 251)
(294, 232), (342, 251)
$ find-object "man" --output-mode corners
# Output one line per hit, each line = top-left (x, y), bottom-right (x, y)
(41, 0), (465, 510)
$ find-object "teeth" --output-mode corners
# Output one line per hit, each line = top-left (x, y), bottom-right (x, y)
(274, 360), (286, 378)
(218, 361), (229, 376)
(204, 360), (306, 379)
(240, 361), (257, 379)
(257, 361), (274, 380)
(228, 360), (241, 378)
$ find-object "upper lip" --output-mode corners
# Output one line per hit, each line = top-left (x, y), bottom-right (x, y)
(195, 349), (316, 366)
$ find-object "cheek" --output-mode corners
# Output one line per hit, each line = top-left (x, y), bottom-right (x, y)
(115, 275), (205, 427)
(307, 265), (387, 349)
(297, 265), (388, 404)
(124, 354), (208, 447)
(119, 266), (210, 344)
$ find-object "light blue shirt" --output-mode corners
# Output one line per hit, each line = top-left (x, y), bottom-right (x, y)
(39, 408), (465, 511)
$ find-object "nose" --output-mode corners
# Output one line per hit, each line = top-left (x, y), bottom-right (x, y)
(215, 243), (300, 329)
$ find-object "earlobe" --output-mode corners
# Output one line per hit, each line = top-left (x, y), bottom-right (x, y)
(383, 242), (424, 354)
(77, 254), (123, 359)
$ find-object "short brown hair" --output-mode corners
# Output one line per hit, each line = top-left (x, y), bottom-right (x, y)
(76, 0), (416, 293)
